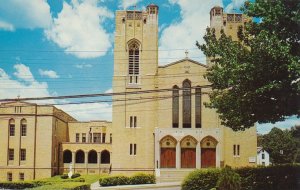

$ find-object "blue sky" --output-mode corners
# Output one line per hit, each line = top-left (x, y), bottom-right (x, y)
(0, 0), (298, 133)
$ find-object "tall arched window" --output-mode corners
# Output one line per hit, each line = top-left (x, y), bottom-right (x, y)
(172, 85), (179, 128)
(20, 119), (27, 136)
(63, 150), (72, 163)
(195, 87), (202, 128)
(75, 150), (84, 163)
(9, 119), (15, 136)
(88, 150), (97, 163)
(182, 80), (191, 128)
(128, 41), (140, 84)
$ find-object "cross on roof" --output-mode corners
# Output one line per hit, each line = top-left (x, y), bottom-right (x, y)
(185, 50), (189, 59)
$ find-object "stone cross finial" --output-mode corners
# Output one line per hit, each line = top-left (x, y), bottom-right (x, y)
(185, 50), (189, 59)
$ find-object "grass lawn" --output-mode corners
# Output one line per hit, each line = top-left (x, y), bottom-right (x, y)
(31, 174), (105, 190)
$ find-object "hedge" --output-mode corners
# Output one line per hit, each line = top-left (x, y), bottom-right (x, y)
(0, 181), (46, 189)
(182, 165), (300, 190)
(99, 173), (156, 186)
(60, 173), (81, 179)
(181, 169), (220, 190)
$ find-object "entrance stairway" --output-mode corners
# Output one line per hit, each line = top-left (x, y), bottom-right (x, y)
(156, 169), (195, 183)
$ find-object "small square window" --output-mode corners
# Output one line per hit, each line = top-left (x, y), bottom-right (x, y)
(19, 173), (24, 181)
(20, 149), (26, 161)
(9, 149), (14, 161)
(7, 173), (12, 181)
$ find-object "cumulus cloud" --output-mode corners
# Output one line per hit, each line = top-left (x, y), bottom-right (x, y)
(0, 0), (51, 30)
(119, 0), (142, 10)
(159, 0), (223, 65)
(56, 102), (112, 121)
(45, 0), (113, 59)
(75, 63), (93, 69)
(39, 69), (60, 78)
(257, 115), (300, 134)
(225, 0), (246, 13)
(0, 64), (51, 103)
(0, 20), (15, 31)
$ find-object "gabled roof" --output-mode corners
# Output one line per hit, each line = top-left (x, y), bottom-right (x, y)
(158, 58), (208, 69)
(0, 101), (36, 107)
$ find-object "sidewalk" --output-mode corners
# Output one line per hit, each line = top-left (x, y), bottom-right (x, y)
(90, 181), (181, 190)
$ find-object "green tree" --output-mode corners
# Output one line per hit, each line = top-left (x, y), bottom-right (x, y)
(198, 0), (300, 130)
(262, 127), (297, 164)
(290, 125), (300, 163)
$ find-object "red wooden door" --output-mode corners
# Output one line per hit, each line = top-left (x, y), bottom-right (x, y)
(181, 148), (196, 168)
(160, 148), (176, 168)
(201, 148), (216, 168)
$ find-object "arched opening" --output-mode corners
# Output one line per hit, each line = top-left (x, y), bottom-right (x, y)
(180, 136), (197, 168)
(20, 119), (27, 136)
(88, 150), (97, 163)
(63, 150), (72, 163)
(75, 150), (84, 163)
(160, 135), (177, 168)
(101, 150), (110, 164)
(200, 136), (218, 168)
(182, 79), (191, 128)
(9, 119), (15, 136)
(172, 85), (179, 128)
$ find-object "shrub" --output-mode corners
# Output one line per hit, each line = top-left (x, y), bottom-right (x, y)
(129, 173), (156, 184)
(216, 166), (241, 190)
(71, 173), (81, 179)
(60, 174), (69, 179)
(181, 169), (221, 190)
(0, 181), (45, 189)
(99, 175), (130, 186)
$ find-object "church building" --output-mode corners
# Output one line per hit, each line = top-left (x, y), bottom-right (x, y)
(0, 5), (257, 181)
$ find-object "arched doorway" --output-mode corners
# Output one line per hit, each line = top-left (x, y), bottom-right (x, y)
(88, 150), (97, 163)
(75, 150), (84, 163)
(63, 150), (72, 163)
(201, 136), (218, 168)
(160, 135), (177, 168)
(101, 150), (110, 164)
(180, 136), (197, 168)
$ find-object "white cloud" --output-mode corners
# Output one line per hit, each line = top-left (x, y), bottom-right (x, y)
(225, 0), (245, 13)
(0, 0), (51, 30)
(39, 69), (60, 78)
(0, 20), (15, 31)
(0, 64), (52, 104)
(13, 64), (35, 82)
(75, 63), (93, 69)
(257, 116), (300, 134)
(119, 0), (142, 10)
(159, 0), (223, 65)
(105, 88), (113, 93)
(56, 102), (112, 121)
(45, 0), (113, 59)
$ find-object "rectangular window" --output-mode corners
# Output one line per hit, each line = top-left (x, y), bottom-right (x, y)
(102, 133), (106, 143)
(93, 133), (101, 143)
(130, 143), (137, 155)
(20, 149), (26, 161)
(7, 172), (12, 181)
(19, 173), (24, 181)
(82, 133), (86, 143)
(195, 88), (202, 128)
(9, 124), (15, 136)
(262, 153), (265, 159)
(233, 145), (236, 156)
(110, 133), (112, 143)
(76, 133), (80, 142)
(21, 124), (27, 136)
(233, 144), (240, 156)
(8, 149), (14, 160)
(130, 116), (137, 128)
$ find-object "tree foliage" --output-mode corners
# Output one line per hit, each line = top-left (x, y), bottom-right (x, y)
(198, 0), (300, 130)
(261, 127), (297, 164)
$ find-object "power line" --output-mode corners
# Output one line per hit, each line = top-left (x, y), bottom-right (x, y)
(0, 85), (211, 102)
